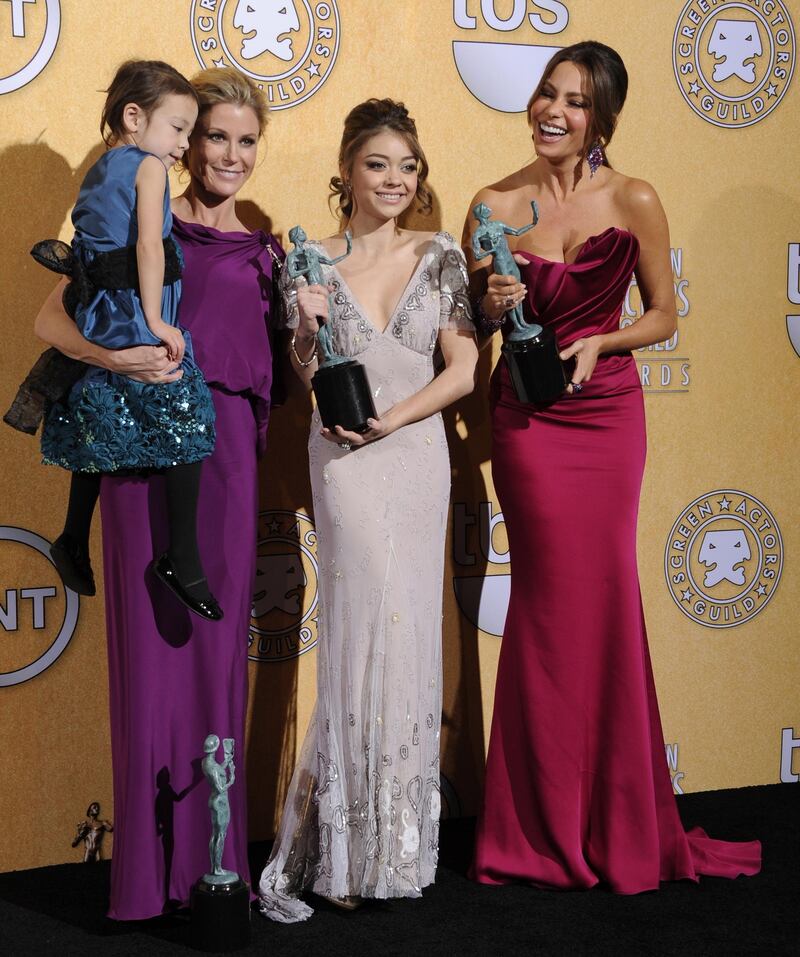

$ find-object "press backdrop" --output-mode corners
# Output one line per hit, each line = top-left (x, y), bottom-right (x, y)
(1, 0), (797, 872)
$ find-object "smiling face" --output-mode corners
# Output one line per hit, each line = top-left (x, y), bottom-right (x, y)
(529, 61), (592, 164)
(187, 102), (260, 199)
(347, 130), (419, 223)
(126, 93), (198, 168)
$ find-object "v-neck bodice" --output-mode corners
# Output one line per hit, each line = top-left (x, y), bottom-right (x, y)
(283, 232), (473, 363)
(327, 243), (432, 337)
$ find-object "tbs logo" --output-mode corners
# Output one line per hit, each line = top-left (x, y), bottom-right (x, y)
(787, 243), (800, 357)
(780, 727), (800, 783)
(452, 1), (570, 113)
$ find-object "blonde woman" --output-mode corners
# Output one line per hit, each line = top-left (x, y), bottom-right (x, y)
(33, 68), (280, 920)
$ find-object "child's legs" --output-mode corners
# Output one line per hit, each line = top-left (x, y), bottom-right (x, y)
(164, 461), (205, 584)
(63, 472), (102, 548)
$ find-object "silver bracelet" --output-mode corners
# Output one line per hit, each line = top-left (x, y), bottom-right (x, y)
(291, 331), (318, 367)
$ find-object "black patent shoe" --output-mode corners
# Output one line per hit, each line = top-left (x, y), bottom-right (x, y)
(50, 534), (96, 596)
(152, 553), (224, 621)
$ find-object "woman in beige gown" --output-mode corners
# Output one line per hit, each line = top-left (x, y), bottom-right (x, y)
(258, 98), (477, 921)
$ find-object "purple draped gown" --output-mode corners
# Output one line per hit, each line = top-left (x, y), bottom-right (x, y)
(99, 217), (280, 920)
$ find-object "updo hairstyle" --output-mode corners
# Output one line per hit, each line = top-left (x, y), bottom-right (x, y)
(329, 98), (432, 222)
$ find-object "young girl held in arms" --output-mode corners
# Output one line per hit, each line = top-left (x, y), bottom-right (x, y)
(32, 60), (222, 619)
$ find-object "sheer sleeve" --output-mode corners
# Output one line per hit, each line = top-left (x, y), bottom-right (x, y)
(278, 254), (300, 330)
(437, 233), (474, 331)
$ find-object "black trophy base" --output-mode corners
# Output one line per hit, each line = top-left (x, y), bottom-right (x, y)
(312, 359), (377, 434)
(502, 325), (567, 404)
(190, 877), (251, 953)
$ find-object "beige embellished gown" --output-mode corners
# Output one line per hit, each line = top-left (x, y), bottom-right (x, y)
(258, 233), (473, 921)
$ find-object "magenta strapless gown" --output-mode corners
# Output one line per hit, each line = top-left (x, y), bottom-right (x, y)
(472, 227), (760, 893)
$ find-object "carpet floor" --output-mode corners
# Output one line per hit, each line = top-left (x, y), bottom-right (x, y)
(1, 783), (796, 956)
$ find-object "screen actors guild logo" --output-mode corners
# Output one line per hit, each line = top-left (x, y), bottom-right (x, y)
(190, 0), (340, 110)
(248, 510), (319, 662)
(665, 490), (783, 628)
(673, 0), (795, 128)
(0, 525), (80, 686)
(0, 0), (60, 95)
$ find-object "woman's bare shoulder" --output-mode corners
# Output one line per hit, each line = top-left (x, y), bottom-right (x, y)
(606, 170), (663, 212)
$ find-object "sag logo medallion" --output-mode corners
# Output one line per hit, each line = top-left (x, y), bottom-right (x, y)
(664, 490), (783, 629)
(248, 510), (319, 663)
(0, 0), (60, 95)
(0, 526), (80, 687)
(190, 0), (340, 109)
(673, 0), (795, 128)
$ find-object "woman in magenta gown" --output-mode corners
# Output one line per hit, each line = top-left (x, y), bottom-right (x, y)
(466, 42), (760, 893)
(34, 68), (280, 919)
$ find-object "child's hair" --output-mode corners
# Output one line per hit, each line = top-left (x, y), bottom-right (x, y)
(191, 67), (269, 135)
(101, 60), (199, 148)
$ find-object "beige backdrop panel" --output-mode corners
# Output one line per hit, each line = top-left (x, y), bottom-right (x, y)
(1, 0), (797, 873)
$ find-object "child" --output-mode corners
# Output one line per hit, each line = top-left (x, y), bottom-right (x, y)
(34, 60), (222, 620)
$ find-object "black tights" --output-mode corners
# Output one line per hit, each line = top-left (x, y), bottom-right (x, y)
(64, 462), (209, 597)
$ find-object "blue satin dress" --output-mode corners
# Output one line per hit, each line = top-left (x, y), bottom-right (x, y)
(41, 146), (215, 473)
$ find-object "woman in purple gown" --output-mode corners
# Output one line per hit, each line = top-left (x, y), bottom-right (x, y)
(34, 68), (281, 919)
(465, 42), (760, 892)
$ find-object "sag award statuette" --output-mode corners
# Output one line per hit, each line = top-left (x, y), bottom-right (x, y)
(287, 226), (377, 433)
(472, 201), (566, 404)
(190, 736), (250, 953)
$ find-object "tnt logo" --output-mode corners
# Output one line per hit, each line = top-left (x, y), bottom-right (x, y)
(0, 526), (79, 686)
(780, 727), (800, 783)
(0, 0), (60, 95)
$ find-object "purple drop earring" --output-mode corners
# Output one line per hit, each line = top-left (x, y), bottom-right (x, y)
(587, 142), (604, 178)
